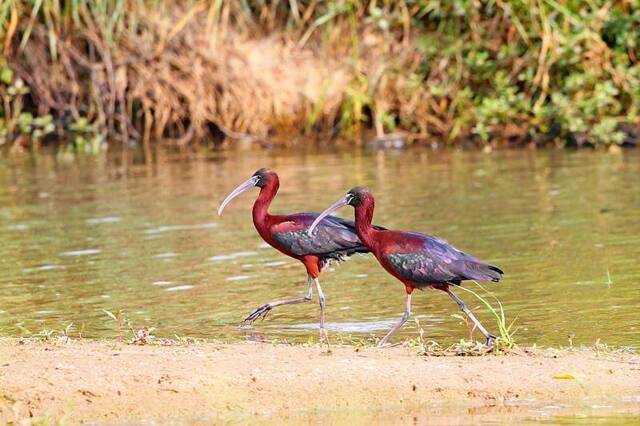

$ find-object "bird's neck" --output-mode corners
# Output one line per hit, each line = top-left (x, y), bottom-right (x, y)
(252, 180), (278, 234)
(354, 201), (377, 249)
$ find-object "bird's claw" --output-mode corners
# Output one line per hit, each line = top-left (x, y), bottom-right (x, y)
(243, 304), (272, 324)
(485, 334), (498, 347)
(376, 337), (391, 348)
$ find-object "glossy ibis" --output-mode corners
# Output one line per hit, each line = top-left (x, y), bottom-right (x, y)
(308, 187), (503, 347)
(218, 169), (379, 343)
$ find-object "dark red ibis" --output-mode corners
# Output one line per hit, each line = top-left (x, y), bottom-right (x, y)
(308, 187), (503, 347)
(218, 169), (380, 342)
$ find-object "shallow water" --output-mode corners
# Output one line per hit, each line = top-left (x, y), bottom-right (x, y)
(184, 396), (640, 425)
(1, 148), (639, 347)
(258, 398), (640, 426)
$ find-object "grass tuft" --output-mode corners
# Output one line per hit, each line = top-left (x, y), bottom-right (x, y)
(457, 281), (518, 353)
(408, 281), (517, 356)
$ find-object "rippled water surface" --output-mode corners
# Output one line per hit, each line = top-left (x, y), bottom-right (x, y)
(1, 148), (639, 347)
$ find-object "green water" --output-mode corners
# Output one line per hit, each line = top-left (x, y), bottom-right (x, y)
(1, 148), (639, 347)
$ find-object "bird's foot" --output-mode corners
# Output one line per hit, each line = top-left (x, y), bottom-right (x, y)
(319, 328), (330, 346)
(376, 338), (391, 348)
(485, 333), (498, 347)
(243, 304), (272, 324)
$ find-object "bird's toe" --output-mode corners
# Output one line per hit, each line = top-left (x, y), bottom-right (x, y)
(485, 334), (498, 347)
(243, 304), (272, 324)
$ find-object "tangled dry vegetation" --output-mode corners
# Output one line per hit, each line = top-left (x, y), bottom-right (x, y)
(1, 1), (639, 149)
(2, 1), (350, 148)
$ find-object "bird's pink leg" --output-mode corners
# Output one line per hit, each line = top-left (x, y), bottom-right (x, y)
(445, 286), (496, 346)
(242, 275), (314, 324)
(378, 292), (412, 347)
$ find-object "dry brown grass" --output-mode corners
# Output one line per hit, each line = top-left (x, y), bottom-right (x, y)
(7, 2), (352, 146)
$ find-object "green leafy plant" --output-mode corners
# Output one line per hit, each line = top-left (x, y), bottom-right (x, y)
(103, 309), (134, 342)
(0, 61), (56, 145)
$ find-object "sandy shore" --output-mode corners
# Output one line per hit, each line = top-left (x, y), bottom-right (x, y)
(1, 339), (639, 424)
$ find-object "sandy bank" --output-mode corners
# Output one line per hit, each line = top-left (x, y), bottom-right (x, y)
(1, 340), (639, 424)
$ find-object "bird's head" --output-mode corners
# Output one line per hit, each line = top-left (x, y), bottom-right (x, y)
(217, 168), (278, 216)
(251, 168), (277, 188)
(307, 187), (373, 236)
(345, 186), (372, 207)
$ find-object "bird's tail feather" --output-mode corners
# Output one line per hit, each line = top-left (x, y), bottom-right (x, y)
(319, 245), (369, 271)
(464, 262), (504, 282)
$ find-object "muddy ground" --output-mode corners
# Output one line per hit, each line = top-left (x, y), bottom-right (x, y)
(1, 339), (639, 424)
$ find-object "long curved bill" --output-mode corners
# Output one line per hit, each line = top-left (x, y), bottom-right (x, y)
(217, 176), (259, 216)
(307, 194), (353, 236)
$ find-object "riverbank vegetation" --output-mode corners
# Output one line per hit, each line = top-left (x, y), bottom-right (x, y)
(1, 1), (639, 149)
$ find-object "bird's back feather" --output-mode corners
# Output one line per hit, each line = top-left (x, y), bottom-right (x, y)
(270, 213), (384, 266)
(381, 231), (503, 285)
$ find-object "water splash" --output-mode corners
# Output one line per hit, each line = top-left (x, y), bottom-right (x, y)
(60, 249), (101, 256)
(86, 216), (123, 225)
(209, 251), (258, 262)
(165, 285), (194, 292)
(145, 223), (217, 234)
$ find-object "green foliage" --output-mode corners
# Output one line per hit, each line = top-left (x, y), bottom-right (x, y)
(68, 117), (104, 152)
(103, 309), (134, 341)
(336, 0), (640, 146)
(0, 61), (56, 145)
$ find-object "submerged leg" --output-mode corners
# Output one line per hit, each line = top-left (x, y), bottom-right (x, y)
(378, 292), (412, 347)
(312, 277), (329, 344)
(243, 275), (314, 324)
(445, 286), (497, 346)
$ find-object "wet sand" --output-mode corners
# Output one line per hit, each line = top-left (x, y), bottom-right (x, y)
(1, 339), (639, 424)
